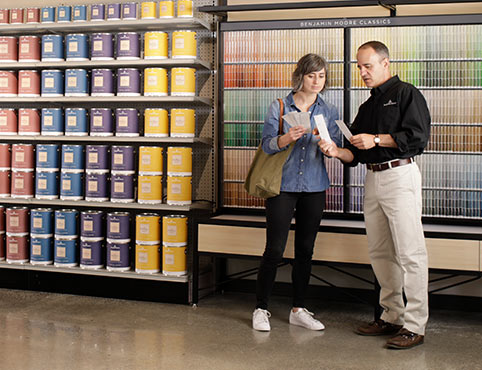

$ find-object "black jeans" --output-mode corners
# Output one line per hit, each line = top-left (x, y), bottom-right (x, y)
(256, 191), (326, 310)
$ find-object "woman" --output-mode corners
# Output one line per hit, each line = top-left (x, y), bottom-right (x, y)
(252, 53), (342, 331)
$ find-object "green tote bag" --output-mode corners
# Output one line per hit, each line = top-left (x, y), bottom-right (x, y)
(244, 99), (295, 199)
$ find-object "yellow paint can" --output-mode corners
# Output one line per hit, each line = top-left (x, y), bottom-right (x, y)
(171, 67), (195, 96)
(140, 1), (156, 19)
(158, 0), (174, 18)
(177, 0), (193, 17)
(144, 67), (168, 96)
(170, 108), (195, 137)
(166, 176), (191, 205)
(162, 245), (187, 276)
(135, 213), (160, 244)
(144, 32), (168, 59)
(171, 31), (196, 59)
(162, 215), (187, 246)
(138, 175), (162, 204)
(135, 244), (160, 273)
(167, 146), (192, 176)
(144, 108), (169, 137)
(138, 146), (163, 175)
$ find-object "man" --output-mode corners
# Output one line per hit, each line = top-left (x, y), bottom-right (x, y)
(318, 41), (431, 349)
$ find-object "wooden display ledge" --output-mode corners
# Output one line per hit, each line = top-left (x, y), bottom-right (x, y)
(198, 215), (482, 272)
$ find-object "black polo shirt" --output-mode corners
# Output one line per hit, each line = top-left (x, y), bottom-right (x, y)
(346, 75), (431, 166)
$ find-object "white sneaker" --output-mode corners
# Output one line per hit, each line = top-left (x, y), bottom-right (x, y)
(289, 308), (325, 331)
(252, 308), (271, 331)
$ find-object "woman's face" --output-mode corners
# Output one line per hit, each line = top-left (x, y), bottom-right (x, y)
(301, 69), (326, 94)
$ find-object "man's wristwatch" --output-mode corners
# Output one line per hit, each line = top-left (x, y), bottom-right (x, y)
(373, 134), (381, 146)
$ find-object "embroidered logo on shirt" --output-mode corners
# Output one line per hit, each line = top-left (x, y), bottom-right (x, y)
(383, 100), (397, 106)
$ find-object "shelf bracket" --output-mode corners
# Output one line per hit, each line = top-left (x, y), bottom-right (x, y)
(378, 1), (397, 16)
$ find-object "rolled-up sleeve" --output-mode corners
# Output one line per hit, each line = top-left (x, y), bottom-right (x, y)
(261, 99), (287, 154)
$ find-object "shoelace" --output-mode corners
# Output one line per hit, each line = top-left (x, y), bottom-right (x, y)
(256, 309), (271, 321)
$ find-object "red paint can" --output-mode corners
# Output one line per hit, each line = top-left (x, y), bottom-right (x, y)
(0, 71), (18, 96)
(0, 232), (4, 260)
(19, 36), (41, 62)
(18, 70), (40, 97)
(26, 8), (40, 24)
(0, 143), (11, 169)
(0, 170), (10, 197)
(6, 234), (29, 263)
(0, 9), (9, 24)
(6, 207), (29, 234)
(18, 108), (40, 135)
(0, 108), (17, 135)
(11, 170), (34, 199)
(0, 37), (18, 62)
(0, 206), (4, 232)
(12, 143), (34, 170)
(10, 9), (24, 24)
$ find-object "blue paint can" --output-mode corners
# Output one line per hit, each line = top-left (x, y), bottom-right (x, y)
(106, 240), (130, 271)
(35, 171), (59, 200)
(90, 108), (113, 136)
(61, 144), (84, 171)
(111, 145), (134, 172)
(41, 7), (55, 23)
(107, 3), (121, 20)
(60, 172), (83, 200)
(30, 235), (53, 265)
(41, 108), (64, 135)
(117, 68), (140, 96)
(85, 172), (108, 201)
(86, 145), (109, 171)
(106, 212), (130, 242)
(30, 208), (54, 236)
(54, 237), (78, 267)
(65, 34), (89, 61)
(41, 35), (64, 61)
(117, 32), (140, 60)
(91, 33), (113, 60)
(65, 108), (88, 136)
(81, 210), (104, 238)
(80, 237), (104, 269)
(36, 144), (59, 171)
(65, 69), (89, 97)
(41, 70), (64, 97)
(55, 209), (79, 237)
(57, 6), (71, 22)
(110, 173), (134, 203)
(122, 2), (138, 20)
(72, 5), (87, 22)
(91, 4), (105, 21)
(91, 69), (114, 96)
(115, 108), (139, 137)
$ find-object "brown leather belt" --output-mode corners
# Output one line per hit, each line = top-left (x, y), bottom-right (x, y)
(366, 158), (413, 172)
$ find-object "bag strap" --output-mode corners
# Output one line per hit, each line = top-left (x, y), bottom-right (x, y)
(277, 98), (284, 135)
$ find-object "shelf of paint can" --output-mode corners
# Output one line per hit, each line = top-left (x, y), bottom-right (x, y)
(0, 96), (212, 107)
(0, 261), (188, 283)
(0, 18), (212, 36)
(0, 135), (213, 146)
(0, 58), (212, 71)
(0, 198), (212, 212)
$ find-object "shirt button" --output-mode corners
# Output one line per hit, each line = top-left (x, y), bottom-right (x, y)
(299, 171), (303, 175)
(301, 159), (304, 162)
(302, 147), (305, 150)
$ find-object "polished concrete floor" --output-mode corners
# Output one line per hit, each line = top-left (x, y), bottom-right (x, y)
(0, 289), (482, 370)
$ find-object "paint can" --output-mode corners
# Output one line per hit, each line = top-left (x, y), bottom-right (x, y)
(135, 213), (160, 245)
(65, 69), (89, 97)
(0, 108), (17, 135)
(143, 67), (167, 96)
(138, 175), (162, 204)
(0, 170), (10, 197)
(144, 108), (168, 137)
(172, 31), (196, 59)
(41, 108), (64, 135)
(30, 235), (53, 265)
(85, 172), (108, 201)
(106, 240), (130, 271)
(80, 237), (104, 269)
(162, 245), (187, 275)
(139, 146), (163, 175)
(115, 108), (139, 136)
(41, 70), (64, 97)
(170, 108), (195, 137)
(26, 8), (40, 23)
(117, 32), (140, 60)
(61, 144), (84, 171)
(90, 108), (113, 136)
(110, 173), (134, 203)
(106, 212), (130, 242)
(57, 5), (72, 22)
(30, 208), (54, 236)
(36, 144), (59, 171)
(55, 209), (78, 238)
(18, 70), (41, 97)
(90, 4), (106, 21)
(12, 143), (34, 170)
(135, 244), (160, 273)
(41, 7), (55, 23)
(171, 67), (195, 96)
(65, 34), (89, 61)
(60, 172), (83, 200)
(35, 171), (59, 200)
(72, 5), (87, 22)
(86, 145), (109, 171)
(117, 68), (140, 96)
(0, 9), (8, 24)
(54, 237), (78, 267)
(144, 32), (168, 60)
(141, 2), (156, 19)
(11, 170), (34, 199)
(91, 33), (114, 60)
(111, 145), (134, 172)
(41, 35), (64, 61)
(166, 176), (192, 205)
(107, 3), (121, 20)
(6, 207), (29, 234)
(6, 234), (29, 264)
(122, 2), (138, 20)
(162, 215), (187, 246)
(10, 9), (24, 24)
(167, 146), (192, 175)
(0, 143), (10, 170)
(0, 71), (18, 96)
(65, 108), (88, 136)
(18, 35), (40, 62)
(80, 210), (104, 238)
(91, 68), (114, 96)
(177, 0), (193, 17)
(18, 108), (40, 135)
(158, 1), (174, 18)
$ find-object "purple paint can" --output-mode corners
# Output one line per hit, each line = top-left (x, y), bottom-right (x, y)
(117, 32), (140, 60)
(91, 69), (114, 96)
(115, 108), (139, 137)
(85, 172), (108, 201)
(86, 145), (109, 171)
(80, 238), (104, 269)
(111, 145), (134, 172)
(122, 2), (138, 20)
(110, 173), (134, 203)
(90, 108), (113, 136)
(90, 4), (105, 21)
(117, 68), (140, 96)
(106, 240), (130, 270)
(106, 211), (130, 241)
(91, 33), (114, 60)
(107, 3), (121, 20)
(81, 210), (104, 238)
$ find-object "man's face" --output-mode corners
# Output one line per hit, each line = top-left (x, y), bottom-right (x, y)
(356, 47), (390, 88)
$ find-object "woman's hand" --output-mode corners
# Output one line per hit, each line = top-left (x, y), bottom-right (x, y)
(278, 126), (306, 148)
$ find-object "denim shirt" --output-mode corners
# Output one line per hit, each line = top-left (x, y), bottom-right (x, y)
(261, 92), (342, 192)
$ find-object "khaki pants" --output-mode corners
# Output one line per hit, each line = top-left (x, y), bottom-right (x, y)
(364, 162), (428, 335)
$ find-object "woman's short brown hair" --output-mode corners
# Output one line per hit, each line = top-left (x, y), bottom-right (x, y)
(292, 53), (328, 92)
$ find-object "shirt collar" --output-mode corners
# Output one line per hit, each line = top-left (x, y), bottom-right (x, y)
(370, 75), (400, 96)
(286, 91), (324, 109)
